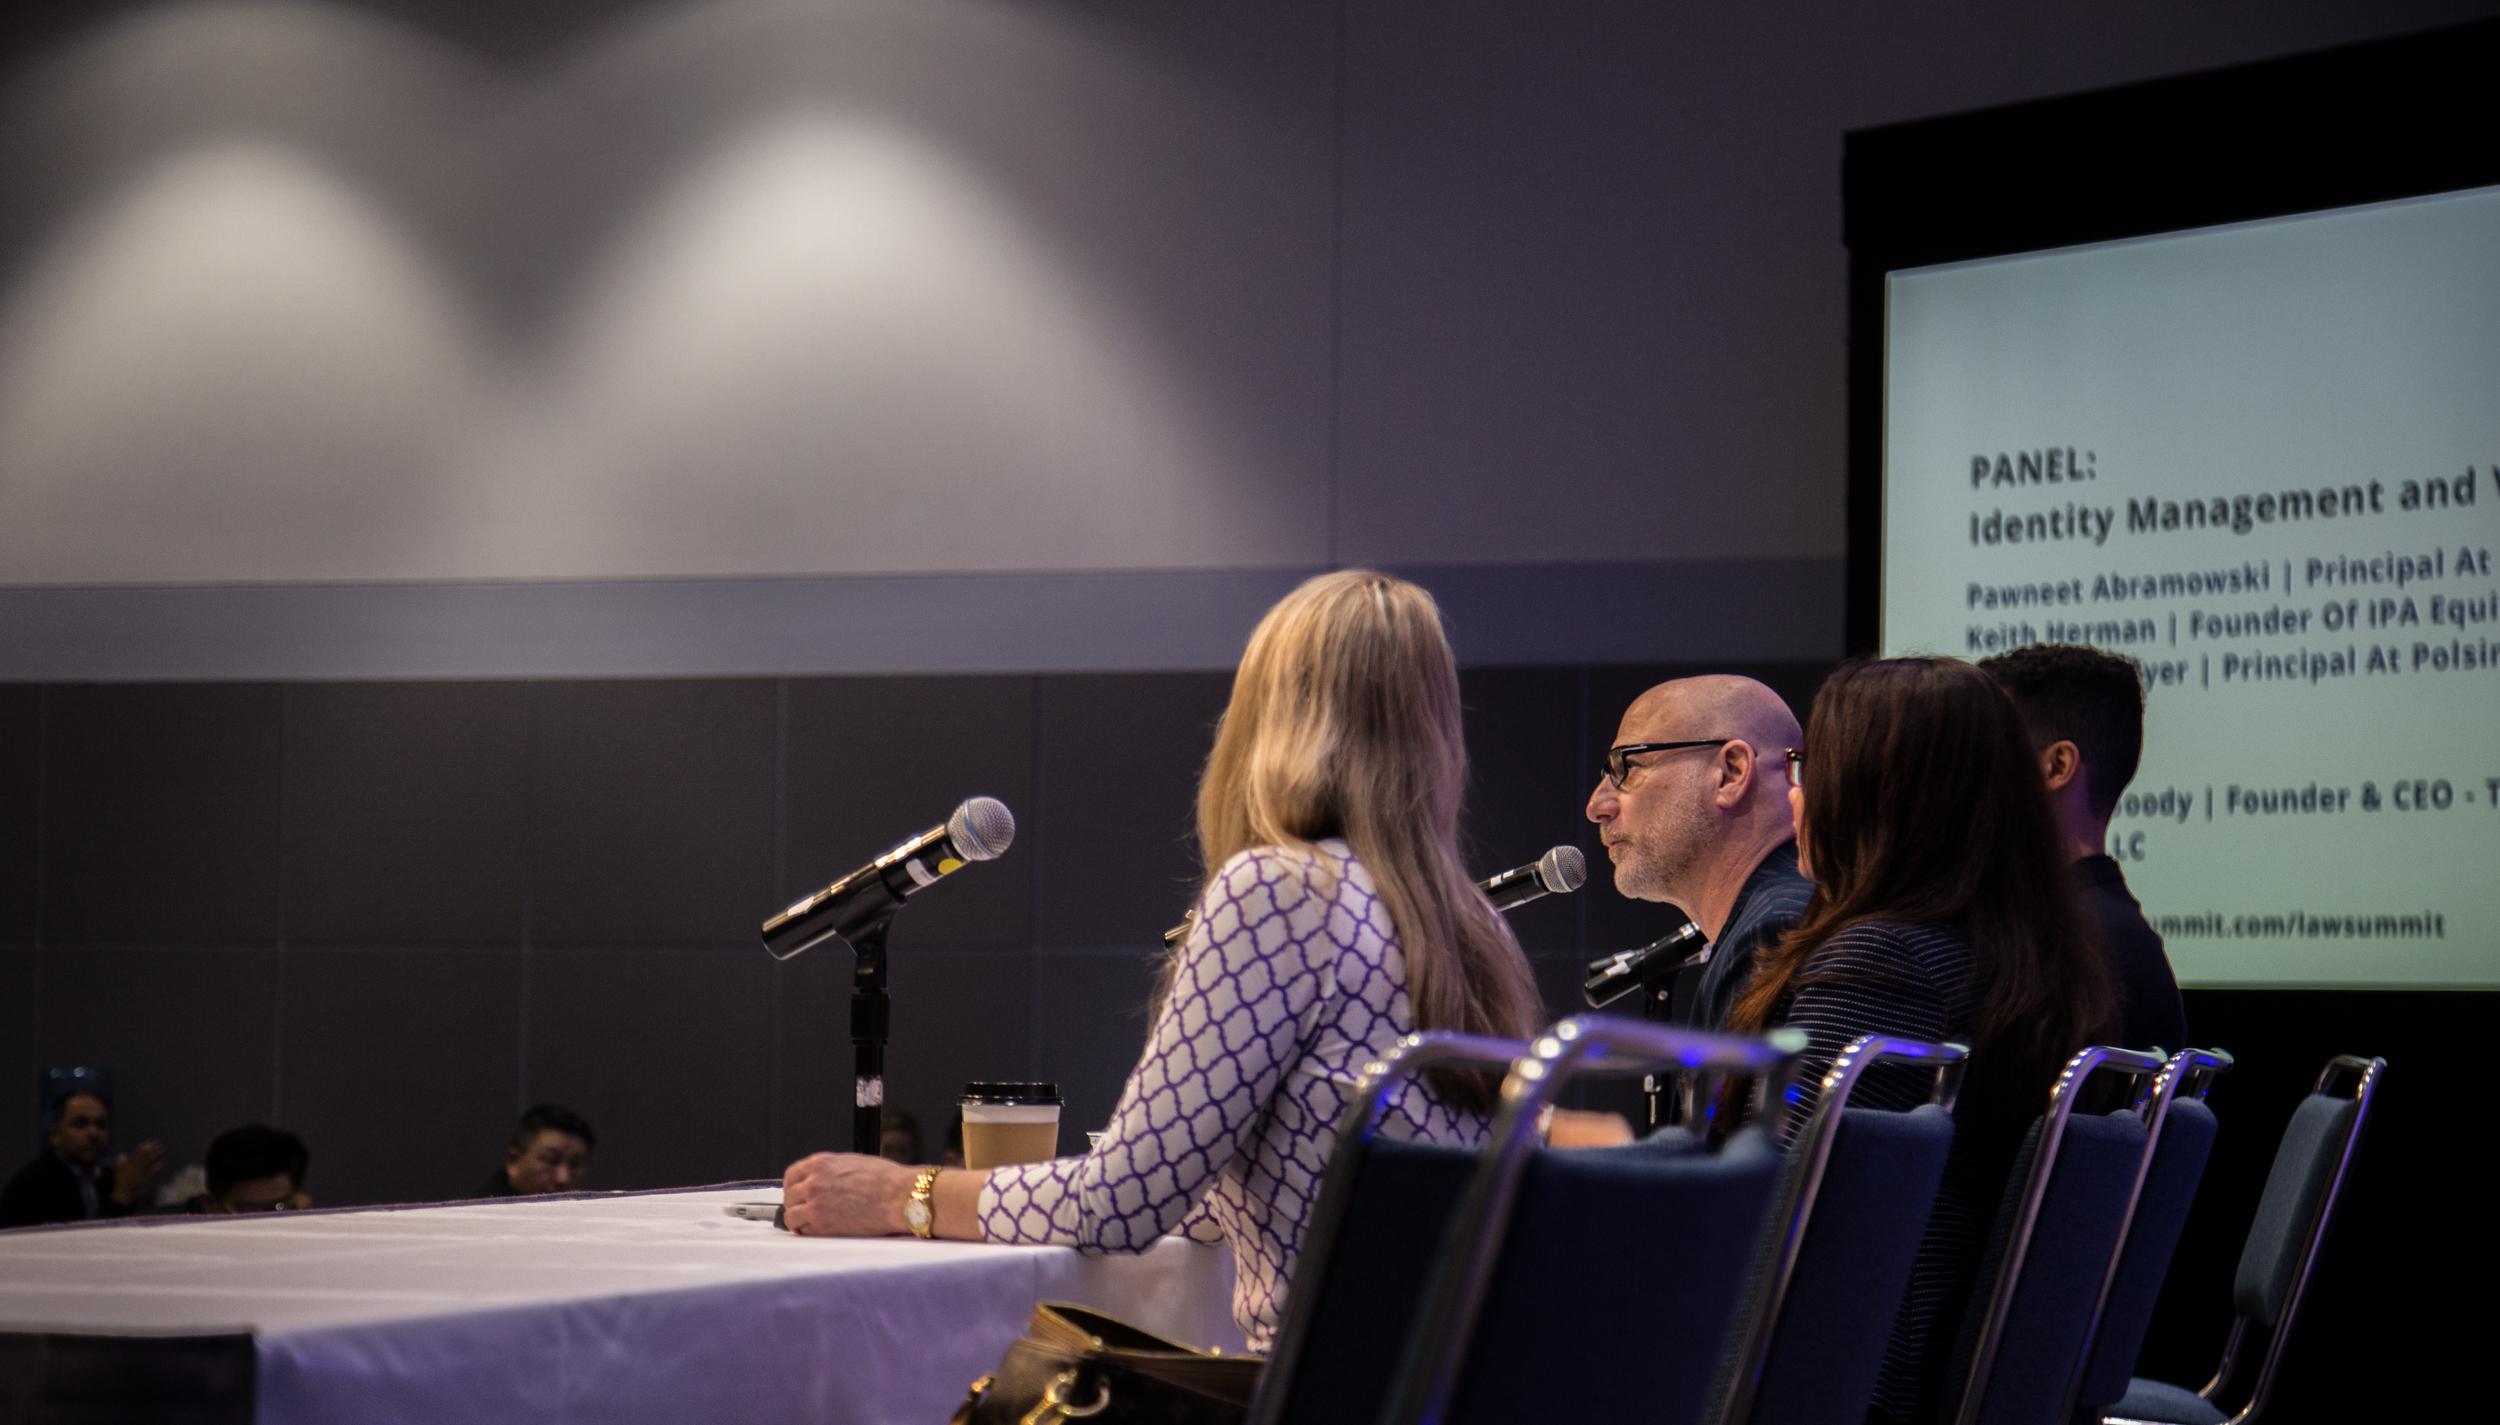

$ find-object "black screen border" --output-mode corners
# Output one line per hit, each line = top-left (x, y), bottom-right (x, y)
(1841, 18), (2500, 654)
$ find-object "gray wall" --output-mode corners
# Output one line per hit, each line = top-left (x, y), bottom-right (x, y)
(2, 0), (2485, 676)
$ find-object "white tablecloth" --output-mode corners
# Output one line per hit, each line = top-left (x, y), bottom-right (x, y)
(0, 1186), (1245, 1425)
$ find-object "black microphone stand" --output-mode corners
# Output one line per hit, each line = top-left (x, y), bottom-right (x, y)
(850, 921), (893, 1154)
(1636, 973), (1678, 1131)
(1584, 928), (1705, 1130)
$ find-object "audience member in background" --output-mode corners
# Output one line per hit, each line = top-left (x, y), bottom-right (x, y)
(0, 1092), (162, 1227)
(1585, 674), (1812, 1030)
(1730, 656), (2117, 1425)
(1981, 643), (2190, 1054)
(941, 1112), (963, 1169)
(777, 570), (1544, 1353)
(481, 1105), (595, 1196)
(277, 1130), (315, 1210)
(878, 1112), (923, 1165)
(177, 1125), (309, 1213)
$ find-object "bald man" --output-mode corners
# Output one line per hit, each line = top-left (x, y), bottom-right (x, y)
(1585, 675), (1811, 1030)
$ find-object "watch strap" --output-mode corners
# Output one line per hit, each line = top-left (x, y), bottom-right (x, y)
(908, 1165), (942, 1238)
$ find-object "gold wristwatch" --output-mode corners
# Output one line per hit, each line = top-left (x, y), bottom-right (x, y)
(905, 1166), (941, 1238)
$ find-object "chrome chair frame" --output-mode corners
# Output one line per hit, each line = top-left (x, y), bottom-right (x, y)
(2058, 1047), (2235, 1425)
(1241, 1030), (1530, 1425)
(2106, 1054), (2385, 1425)
(1381, 1016), (1804, 1425)
(1947, 1044), (2169, 1425)
(1711, 1032), (1969, 1425)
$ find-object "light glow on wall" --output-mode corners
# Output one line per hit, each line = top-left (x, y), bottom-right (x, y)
(0, 0), (1324, 588)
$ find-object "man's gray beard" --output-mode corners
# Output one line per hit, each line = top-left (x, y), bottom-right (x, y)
(1613, 797), (1715, 906)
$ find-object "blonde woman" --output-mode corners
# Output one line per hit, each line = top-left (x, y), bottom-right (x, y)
(779, 570), (1543, 1349)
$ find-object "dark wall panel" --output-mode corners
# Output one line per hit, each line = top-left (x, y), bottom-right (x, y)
(784, 675), (1037, 945)
(35, 946), (277, 1174)
(41, 684), (282, 943)
(528, 681), (777, 946)
(877, 949), (1037, 1162)
(525, 945), (773, 1190)
(770, 949), (856, 1167)
(1032, 949), (1162, 1155)
(284, 682), (530, 945)
(1457, 666), (1590, 953)
(0, 687), (34, 942)
(1036, 673), (1231, 946)
(279, 947), (521, 1206)
(0, 944), (31, 1156)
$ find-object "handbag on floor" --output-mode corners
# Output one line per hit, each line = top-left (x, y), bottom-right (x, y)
(947, 1303), (1262, 1425)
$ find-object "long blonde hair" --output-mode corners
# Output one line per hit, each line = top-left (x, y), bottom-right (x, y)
(1190, 570), (1541, 1113)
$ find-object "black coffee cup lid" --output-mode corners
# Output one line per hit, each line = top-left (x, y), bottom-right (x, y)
(961, 1081), (1061, 1103)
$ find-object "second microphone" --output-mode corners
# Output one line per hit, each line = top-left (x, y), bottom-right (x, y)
(1162, 843), (1586, 949)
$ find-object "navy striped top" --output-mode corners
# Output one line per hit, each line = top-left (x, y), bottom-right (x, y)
(1769, 918), (2018, 1425)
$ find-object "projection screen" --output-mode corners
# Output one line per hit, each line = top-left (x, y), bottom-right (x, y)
(1879, 184), (2500, 987)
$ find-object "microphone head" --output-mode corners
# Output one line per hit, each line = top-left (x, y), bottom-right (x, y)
(1536, 844), (1587, 896)
(949, 797), (1016, 861)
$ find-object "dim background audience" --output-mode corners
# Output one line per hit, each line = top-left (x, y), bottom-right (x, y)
(0, 1092), (161, 1227)
(878, 1112), (923, 1166)
(481, 1105), (597, 1197)
(172, 1125), (310, 1214)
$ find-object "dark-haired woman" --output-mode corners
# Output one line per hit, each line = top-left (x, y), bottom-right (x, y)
(1729, 656), (2117, 1425)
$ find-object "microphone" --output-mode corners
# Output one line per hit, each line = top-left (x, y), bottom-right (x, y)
(1159, 844), (1589, 949)
(1582, 922), (1705, 1008)
(1478, 844), (1588, 912)
(763, 798), (1016, 960)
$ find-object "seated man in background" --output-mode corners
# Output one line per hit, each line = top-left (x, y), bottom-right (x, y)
(1982, 643), (2189, 1053)
(177, 1125), (308, 1213)
(878, 1111), (923, 1165)
(1585, 674), (1813, 1030)
(0, 1091), (161, 1227)
(481, 1104), (595, 1196)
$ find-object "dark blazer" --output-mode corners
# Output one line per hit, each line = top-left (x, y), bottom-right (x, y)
(0, 1153), (139, 1228)
(2071, 855), (2190, 1054)
(1677, 841), (1814, 1030)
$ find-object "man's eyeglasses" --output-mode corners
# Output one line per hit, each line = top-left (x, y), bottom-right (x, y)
(1601, 740), (1731, 790)
(1784, 748), (1805, 788)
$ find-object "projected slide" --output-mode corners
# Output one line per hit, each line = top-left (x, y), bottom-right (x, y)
(1882, 186), (2500, 987)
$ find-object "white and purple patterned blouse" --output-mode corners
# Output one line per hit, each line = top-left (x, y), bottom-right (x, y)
(977, 837), (1487, 1349)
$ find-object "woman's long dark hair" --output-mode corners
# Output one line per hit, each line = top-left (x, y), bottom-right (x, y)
(1730, 657), (2118, 1128)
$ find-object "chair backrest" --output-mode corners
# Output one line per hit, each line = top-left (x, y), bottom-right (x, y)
(2063, 1048), (2231, 1422)
(2222, 1054), (2384, 1425)
(1378, 1017), (1804, 1425)
(1448, 1128), (1781, 1425)
(1940, 1045), (2167, 1425)
(1711, 1034), (1969, 1425)
(1243, 1032), (1528, 1425)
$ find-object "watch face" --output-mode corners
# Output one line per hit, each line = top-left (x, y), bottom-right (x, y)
(905, 1199), (932, 1233)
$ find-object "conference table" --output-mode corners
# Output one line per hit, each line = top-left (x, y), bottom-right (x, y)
(0, 1184), (1246, 1424)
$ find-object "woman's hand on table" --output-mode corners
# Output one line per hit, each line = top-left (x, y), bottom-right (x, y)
(780, 1152), (914, 1236)
(779, 1153), (987, 1239)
